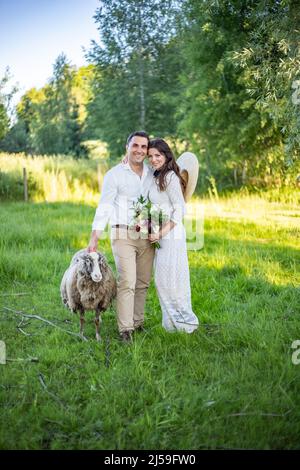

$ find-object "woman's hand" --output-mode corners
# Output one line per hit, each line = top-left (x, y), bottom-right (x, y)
(149, 233), (160, 244)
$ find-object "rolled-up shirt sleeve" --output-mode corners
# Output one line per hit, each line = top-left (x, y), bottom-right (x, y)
(92, 170), (117, 231)
(166, 172), (186, 224)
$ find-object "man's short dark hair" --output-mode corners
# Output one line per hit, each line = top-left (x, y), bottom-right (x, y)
(126, 130), (150, 147)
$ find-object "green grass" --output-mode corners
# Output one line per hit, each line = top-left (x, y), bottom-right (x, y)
(0, 196), (300, 450)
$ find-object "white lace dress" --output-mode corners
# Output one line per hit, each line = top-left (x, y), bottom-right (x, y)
(148, 171), (199, 333)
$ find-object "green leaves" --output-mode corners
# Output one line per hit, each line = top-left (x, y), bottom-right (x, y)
(0, 68), (18, 141)
(1, 57), (91, 157)
(178, 0), (300, 190)
(86, 0), (183, 159)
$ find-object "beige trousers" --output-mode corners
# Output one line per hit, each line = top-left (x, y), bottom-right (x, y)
(111, 227), (155, 333)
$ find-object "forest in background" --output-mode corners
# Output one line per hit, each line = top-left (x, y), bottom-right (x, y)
(1, 0), (300, 194)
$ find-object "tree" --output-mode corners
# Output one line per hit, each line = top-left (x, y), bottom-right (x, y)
(31, 53), (80, 155)
(12, 55), (88, 156)
(86, 0), (183, 158)
(177, 0), (300, 189)
(0, 99), (9, 141)
(0, 68), (17, 141)
(231, 0), (300, 167)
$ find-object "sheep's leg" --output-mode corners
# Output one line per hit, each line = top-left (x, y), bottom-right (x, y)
(95, 310), (102, 342)
(79, 311), (87, 341)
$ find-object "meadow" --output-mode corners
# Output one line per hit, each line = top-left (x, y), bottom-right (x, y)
(0, 153), (300, 449)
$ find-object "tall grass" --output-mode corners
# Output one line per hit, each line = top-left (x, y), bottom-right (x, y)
(0, 153), (108, 204)
(1, 152), (299, 207)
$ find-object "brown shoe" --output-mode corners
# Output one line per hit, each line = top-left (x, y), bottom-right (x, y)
(119, 330), (133, 343)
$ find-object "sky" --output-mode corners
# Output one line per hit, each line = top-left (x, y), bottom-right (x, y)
(0, 0), (100, 105)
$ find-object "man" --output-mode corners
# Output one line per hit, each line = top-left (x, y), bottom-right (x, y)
(87, 131), (155, 342)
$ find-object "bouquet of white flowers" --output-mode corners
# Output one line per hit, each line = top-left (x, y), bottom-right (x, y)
(130, 195), (169, 248)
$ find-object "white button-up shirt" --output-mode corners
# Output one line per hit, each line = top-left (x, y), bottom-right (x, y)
(92, 161), (154, 231)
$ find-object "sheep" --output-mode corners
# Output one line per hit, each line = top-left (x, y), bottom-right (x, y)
(60, 249), (117, 341)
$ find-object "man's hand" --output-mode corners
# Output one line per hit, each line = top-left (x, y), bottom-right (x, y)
(87, 230), (101, 252)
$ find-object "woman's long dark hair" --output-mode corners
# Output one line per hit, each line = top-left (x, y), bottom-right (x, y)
(149, 138), (186, 193)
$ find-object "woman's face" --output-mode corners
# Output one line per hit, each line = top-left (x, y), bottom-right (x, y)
(148, 148), (166, 170)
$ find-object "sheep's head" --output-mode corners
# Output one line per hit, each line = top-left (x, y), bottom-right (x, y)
(79, 252), (103, 283)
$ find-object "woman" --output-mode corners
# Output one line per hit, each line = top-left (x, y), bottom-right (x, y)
(148, 138), (199, 333)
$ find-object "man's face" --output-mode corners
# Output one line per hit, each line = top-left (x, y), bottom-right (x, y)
(126, 136), (148, 165)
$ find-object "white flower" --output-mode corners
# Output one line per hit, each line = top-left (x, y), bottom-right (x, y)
(136, 214), (144, 225)
(150, 204), (160, 215)
(140, 226), (149, 236)
(135, 202), (144, 213)
(151, 223), (160, 234)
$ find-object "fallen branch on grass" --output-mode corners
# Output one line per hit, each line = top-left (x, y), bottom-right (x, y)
(38, 373), (66, 409)
(17, 317), (35, 336)
(0, 292), (30, 297)
(6, 356), (39, 362)
(17, 327), (33, 336)
(209, 410), (292, 421)
(105, 337), (111, 368)
(2, 306), (85, 341)
(226, 411), (292, 418)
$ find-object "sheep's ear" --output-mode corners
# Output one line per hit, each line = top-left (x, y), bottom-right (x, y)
(98, 254), (107, 271)
(78, 254), (89, 268)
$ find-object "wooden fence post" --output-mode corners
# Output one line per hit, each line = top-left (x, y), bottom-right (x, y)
(23, 168), (28, 202)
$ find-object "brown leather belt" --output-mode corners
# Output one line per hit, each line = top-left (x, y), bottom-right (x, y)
(112, 224), (129, 230)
